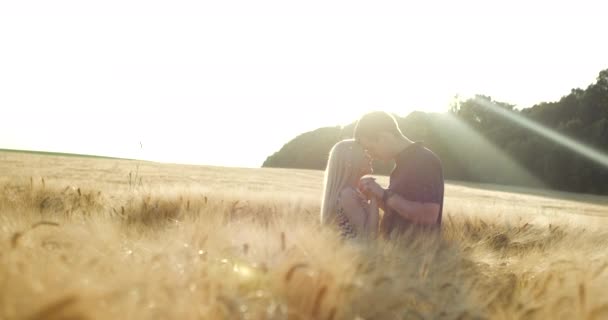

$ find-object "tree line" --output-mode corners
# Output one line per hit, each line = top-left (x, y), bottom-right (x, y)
(263, 70), (608, 195)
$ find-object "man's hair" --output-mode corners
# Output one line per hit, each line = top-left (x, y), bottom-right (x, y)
(354, 111), (403, 141)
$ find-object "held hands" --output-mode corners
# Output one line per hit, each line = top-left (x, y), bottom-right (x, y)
(358, 177), (385, 201)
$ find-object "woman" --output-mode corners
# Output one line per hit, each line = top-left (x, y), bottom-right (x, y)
(320, 139), (379, 239)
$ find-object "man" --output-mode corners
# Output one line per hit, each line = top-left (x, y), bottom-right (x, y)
(355, 111), (444, 236)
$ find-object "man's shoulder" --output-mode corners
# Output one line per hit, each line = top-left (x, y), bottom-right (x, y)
(413, 143), (442, 168)
(391, 143), (443, 185)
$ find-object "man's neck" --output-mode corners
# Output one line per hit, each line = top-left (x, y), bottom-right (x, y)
(390, 136), (414, 159)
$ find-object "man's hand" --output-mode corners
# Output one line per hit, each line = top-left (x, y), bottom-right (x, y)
(359, 177), (385, 200)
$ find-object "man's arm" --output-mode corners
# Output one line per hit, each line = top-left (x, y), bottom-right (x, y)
(361, 158), (443, 226)
(384, 192), (440, 225)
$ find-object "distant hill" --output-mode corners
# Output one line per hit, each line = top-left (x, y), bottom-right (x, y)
(263, 69), (608, 195)
(0, 148), (132, 161)
(263, 126), (351, 170)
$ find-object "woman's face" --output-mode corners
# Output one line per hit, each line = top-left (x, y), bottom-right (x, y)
(359, 152), (373, 176)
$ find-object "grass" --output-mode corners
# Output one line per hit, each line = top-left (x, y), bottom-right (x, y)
(0, 150), (607, 319)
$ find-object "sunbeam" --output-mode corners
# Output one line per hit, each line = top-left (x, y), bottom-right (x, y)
(474, 96), (608, 168)
(428, 113), (545, 188)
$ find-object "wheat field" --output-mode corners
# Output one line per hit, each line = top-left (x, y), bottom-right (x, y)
(1, 151), (607, 320)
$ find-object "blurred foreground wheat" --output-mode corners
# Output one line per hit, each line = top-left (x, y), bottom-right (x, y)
(0, 152), (607, 319)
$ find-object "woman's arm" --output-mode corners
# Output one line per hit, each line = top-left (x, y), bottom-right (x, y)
(339, 188), (373, 237)
(365, 198), (379, 238)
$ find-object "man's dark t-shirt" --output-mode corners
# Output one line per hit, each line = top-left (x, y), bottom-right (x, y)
(382, 142), (444, 235)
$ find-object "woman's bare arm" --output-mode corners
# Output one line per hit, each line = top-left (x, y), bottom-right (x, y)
(365, 198), (379, 238)
(339, 188), (375, 238)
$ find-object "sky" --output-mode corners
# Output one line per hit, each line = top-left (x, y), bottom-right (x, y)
(1, 0), (607, 168)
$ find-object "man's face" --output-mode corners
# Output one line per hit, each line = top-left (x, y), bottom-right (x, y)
(358, 136), (389, 161)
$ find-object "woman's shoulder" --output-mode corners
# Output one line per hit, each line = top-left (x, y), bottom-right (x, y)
(339, 186), (358, 198)
(338, 186), (366, 204)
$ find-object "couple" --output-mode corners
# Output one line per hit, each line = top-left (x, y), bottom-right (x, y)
(320, 111), (444, 239)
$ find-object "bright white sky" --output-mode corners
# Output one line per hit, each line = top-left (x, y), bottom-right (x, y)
(1, 0), (607, 168)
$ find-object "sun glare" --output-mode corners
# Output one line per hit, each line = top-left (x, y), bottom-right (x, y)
(1, 1), (606, 167)
(475, 97), (608, 169)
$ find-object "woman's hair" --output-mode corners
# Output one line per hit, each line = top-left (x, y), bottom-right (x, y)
(320, 139), (368, 225)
